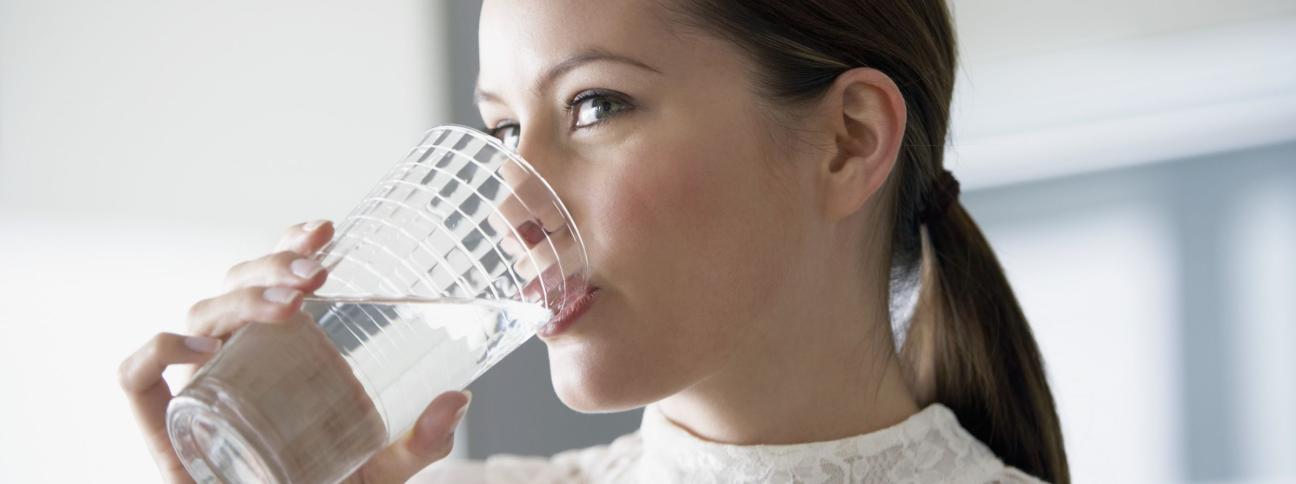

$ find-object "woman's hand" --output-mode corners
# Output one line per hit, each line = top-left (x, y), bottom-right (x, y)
(118, 220), (472, 483)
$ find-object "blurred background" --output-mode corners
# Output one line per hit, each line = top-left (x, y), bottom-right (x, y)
(1, 0), (1293, 482)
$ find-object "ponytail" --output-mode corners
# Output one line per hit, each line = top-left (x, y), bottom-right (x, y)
(671, 0), (1069, 481)
(905, 199), (1070, 483)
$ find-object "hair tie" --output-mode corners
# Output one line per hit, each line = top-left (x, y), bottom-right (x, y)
(919, 169), (960, 223)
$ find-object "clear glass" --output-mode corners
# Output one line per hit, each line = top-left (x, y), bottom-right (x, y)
(166, 125), (590, 484)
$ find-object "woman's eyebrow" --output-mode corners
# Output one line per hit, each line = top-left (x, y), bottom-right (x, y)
(474, 48), (662, 105)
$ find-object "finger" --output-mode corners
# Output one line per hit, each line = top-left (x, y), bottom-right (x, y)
(119, 333), (222, 483)
(223, 250), (329, 292)
(118, 333), (221, 396)
(186, 286), (304, 338)
(273, 219), (335, 255)
(351, 391), (471, 484)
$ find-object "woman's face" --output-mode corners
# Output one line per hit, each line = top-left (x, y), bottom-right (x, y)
(476, 0), (823, 411)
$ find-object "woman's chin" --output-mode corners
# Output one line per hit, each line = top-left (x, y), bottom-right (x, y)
(548, 352), (657, 414)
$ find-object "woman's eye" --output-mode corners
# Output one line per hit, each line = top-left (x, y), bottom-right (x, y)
(572, 93), (632, 129)
(489, 123), (520, 150)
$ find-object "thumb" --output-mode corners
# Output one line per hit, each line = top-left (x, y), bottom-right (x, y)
(354, 390), (471, 484)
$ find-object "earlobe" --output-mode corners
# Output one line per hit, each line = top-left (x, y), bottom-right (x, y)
(821, 68), (907, 220)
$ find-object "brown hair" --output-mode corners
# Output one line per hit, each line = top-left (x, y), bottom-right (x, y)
(668, 1), (1069, 481)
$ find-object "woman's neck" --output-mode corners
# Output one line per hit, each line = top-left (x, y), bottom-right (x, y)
(654, 271), (920, 445)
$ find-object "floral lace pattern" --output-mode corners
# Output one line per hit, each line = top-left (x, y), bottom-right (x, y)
(413, 403), (1048, 484)
(633, 403), (1046, 484)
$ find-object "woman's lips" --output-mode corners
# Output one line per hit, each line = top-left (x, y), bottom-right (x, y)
(522, 263), (587, 306)
(538, 285), (599, 339)
(520, 263), (598, 337)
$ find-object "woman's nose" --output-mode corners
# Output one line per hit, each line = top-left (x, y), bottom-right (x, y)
(487, 132), (584, 303)
(496, 148), (566, 240)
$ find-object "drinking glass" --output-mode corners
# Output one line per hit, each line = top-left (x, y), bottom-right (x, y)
(166, 125), (590, 484)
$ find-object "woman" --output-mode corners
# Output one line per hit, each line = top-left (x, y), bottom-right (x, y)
(119, 0), (1069, 482)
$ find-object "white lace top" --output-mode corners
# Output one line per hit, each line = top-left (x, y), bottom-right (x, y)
(411, 403), (1047, 483)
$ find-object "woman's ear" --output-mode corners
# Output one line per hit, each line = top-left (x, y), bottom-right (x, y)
(817, 67), (907, 220)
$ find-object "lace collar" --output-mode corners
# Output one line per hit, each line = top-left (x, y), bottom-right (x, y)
(635, 403), (1017, 484)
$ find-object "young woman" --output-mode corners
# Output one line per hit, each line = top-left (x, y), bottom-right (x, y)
(120, 0), (1069, 482)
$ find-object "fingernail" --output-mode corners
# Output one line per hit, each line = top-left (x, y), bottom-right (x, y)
(454, 390), (473, 423)
(290, 258), (324, 279)
(263, 287), (301, 305)
(184, 335), (221, 353)
(302, 219), (328, 232)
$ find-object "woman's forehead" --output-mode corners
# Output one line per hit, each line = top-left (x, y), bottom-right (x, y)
(476, 0), (684, 93)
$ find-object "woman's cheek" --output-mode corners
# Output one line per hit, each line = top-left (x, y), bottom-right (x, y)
(589, 140), (727, 269)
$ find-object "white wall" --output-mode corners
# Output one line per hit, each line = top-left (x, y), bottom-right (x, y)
(965, 141), (1296, 484)
(0, 0), (448, 481)
(1231, 180), (1296, 479)
(948, 0), (1296, 189)
(948, 2), (1296, 482)
(952, 0), (1296, 64)
(986, 203), (1181, 483)
(0, 0), (445, 223)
